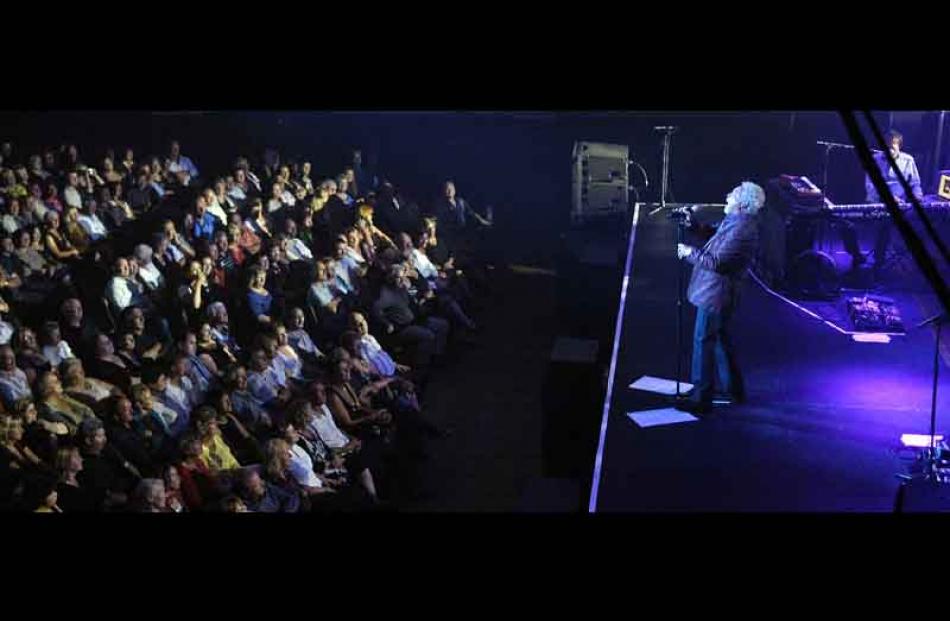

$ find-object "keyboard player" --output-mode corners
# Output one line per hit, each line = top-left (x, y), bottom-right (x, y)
(839, 129), (923, 278)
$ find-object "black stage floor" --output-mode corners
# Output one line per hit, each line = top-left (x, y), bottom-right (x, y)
(589, 207), (950, 512)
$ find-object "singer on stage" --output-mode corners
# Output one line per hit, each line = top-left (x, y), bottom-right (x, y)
(675, 181), (764, 414)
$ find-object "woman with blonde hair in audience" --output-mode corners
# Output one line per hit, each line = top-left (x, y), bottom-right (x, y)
(43, 211), (80, 262)
(263, 437), (324, 508)
(0, 414), (48, 474)
(62, 206), (91, 253)
(54, 445), (95, 512)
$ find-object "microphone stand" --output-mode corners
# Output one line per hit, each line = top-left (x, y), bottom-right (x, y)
(897, 311), (949, 505)
(816, 140), (856, 196)
(676, 217), (686, 397)
(649, 126), (677, 216)
(917, 311), (947, 482)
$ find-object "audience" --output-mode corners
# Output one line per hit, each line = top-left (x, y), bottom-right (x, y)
(0, 134), (494, 511)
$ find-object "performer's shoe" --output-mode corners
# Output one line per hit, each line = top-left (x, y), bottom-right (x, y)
(712, 392), (746, 406)
(674, 396), (712, 415)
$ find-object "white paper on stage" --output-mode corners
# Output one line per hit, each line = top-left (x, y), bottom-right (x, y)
(627, 408), (698, 428)
(629, 375), (694, 396)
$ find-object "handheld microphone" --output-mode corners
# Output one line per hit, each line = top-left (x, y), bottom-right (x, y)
(668, 204), (695, 221)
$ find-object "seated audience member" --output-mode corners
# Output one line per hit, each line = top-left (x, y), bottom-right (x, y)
(164, 464), (186, 512)
(285, 306), (324, 362)
(133, 244), (165, 293)
(193, 406), (242, 474)
(0, 345), (33, 408)
(43, 211), (81, 263)
(168, 352), (202, 410)
(128, 170), (158, 213)
(245, 198), (273, 240)
(40, 321), (75, 369)
(223, 365), (273, 438)
(142, 366), (191, 429)
(14, 398), (65, 465)
(55, 446), (96, 512)
(116, 332), (143, 376)
(105, 257), (150, 315)
(122, 306), (167, 361)
(175, 433), (218, 512)
(60, 358), (118, 411)
(23, 475), (63, 512)
(282, 219), (313, 262)
(166, 140), (200, 184)
(205, 302), (240, 358)
(87, 333), (133, 395)
(14, 327), (50, 384)
(35, 370), (97, 435)
(105, 395), (160, 478)
(295, 383), (379, 502)
(237, 467), (299, 513)
(348, 311), (410, 378)
(371, 263), (449, 371)
(274, 419), (345, 500)
(76, 199), (109, 242)
(0, 414), (48, 477)
(246, 265), (275, 327)
(76, 417), (138, 511)
(202, 187), (228, 226)
(178, 331), (218, 397)
(163, 219), (196, 260)
(247, 348), (291, 409)
(131, 478), (167, 512)
(325, 357), (393, 438)
(208, 389), (264, 465)
(186, 194), (218, 243)
(59, 298), (97, 360)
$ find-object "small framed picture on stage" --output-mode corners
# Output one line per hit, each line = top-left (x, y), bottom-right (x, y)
(938, 171), (950, 200)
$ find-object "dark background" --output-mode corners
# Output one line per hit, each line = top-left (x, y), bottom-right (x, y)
(2, 110), (944, 248)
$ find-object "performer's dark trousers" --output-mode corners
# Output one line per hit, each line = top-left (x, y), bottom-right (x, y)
(836, 218), (892, 269)
(690, 305), (745, 406)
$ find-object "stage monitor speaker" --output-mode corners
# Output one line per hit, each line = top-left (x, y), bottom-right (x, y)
(572, 141), (629, 224)
(542, 337), (602, 478)
(895, 480), (950, 512)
